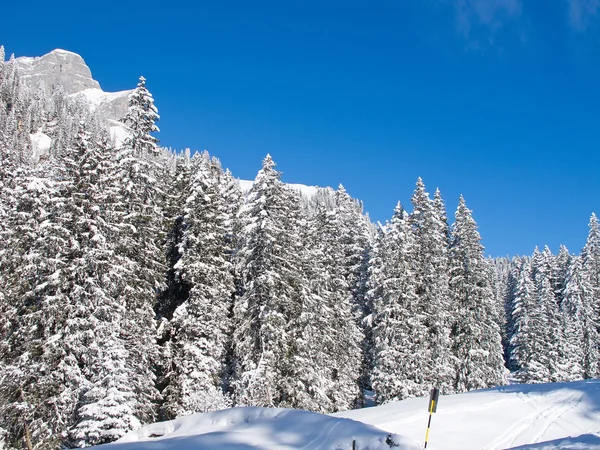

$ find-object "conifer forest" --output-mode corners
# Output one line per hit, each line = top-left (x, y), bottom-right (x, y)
(1, 47), (599, 449)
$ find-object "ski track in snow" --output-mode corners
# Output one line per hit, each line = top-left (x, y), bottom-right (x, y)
(300, 419), (338, 450)
(377, 397), (513, 429)
(486, 390), (583, 450)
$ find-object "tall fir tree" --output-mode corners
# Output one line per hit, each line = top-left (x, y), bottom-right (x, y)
(561, 256), (597, 380)
(409, 178), (455, 393)
(449, 196), (506, 392)
(162, 152), (234, 417)
(307, 193), (362, 411)
(231, 155), (306, 408)
(371, 202), (429, 402)
(582, 213), (600, 329)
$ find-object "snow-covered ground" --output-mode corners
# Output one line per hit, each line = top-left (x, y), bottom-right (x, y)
(99, 407), (420, 450)
(337, 379), (600, 450)
(100, 380), (600, 450)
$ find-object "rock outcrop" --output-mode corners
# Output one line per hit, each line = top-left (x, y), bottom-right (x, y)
(15, 48), (100, 96)
(15, 48), (131, 121)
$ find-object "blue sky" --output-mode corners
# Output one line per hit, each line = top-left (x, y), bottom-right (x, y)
(3, 0), (600, 257)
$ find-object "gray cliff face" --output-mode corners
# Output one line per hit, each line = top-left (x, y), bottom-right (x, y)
(15, 49), (131, 121)
(15, 49), (100, 96)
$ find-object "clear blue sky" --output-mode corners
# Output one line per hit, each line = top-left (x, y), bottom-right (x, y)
(3, 0), (599, 257)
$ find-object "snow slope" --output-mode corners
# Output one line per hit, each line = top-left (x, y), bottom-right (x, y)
(336, 380), (600, 450)
(99, 407), (420, 450)
(97, 380), (600, 450)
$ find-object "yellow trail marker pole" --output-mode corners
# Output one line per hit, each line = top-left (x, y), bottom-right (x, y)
(424, 387), (439, 449)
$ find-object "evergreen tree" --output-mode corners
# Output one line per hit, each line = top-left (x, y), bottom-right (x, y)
(409, 178), (455, 393)
(334, 185), (373, 402)
(162, 152), (234, 417)
(510, 258), (554, 383)
(122, 76), (160, 157)
(371, 203), (429, 402)
(582, 213), (600, 324)
(307, 194), (362, 411)
(231, 155), (306, 408)
(449, 196), (505, 392)
(62, 124), (156, 445)
(561, 256), (597, 380)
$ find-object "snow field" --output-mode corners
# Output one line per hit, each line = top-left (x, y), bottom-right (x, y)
(337, 380), (600, 449)
(101, 407), (421, 450)
(103, 380), (600, 450)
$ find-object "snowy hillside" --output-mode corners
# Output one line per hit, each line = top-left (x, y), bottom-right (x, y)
(336, 380), (600, 450)
(97, 380), (600, 450)
(99, 407), (420, 450)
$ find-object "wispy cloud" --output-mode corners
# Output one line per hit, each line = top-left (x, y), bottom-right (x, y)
(568, 0), (600, 31)
(453, 0), (522, 38)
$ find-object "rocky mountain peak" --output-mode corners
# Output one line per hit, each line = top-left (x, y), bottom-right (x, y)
(15, 48), (101, 96)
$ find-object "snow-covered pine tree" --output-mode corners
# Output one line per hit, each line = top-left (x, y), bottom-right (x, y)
(510, 255), (555, 383)
(61, 123), (156, 446)
(371, 202), (430, 402)
(409, 178), (455, 393)
(305, 193), (362, 411)
(533, 247), (570, 381)
(561, 256), (597, 380)
(162, 152), (234, 417)
(334, 185), (373, 403)
(0, 161), (84, 448)
(509, 260), (538, 380)
(110, 77), (164, 428)
(582, 213), (600, 327)
(231, 155), (307, 408)
(156, 150), (192, 322)
(122, 76), (159, 157)
(117, 76), (165, 301)
(449, 196), (506, 392)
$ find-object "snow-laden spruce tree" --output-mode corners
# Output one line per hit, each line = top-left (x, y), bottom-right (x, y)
(61, 123), (159, 446)
(409, 178), (455, 393)
(157, 150), (193, 322)
(371, 202), (430, 402)
(509, 260), (538, 379)
(305, 195), (362, 411)
(510, 255), (557, 383)
(534, 247), (571, 382)
(110, 77), (164, 429)
(561, 256), (597, 380)
(0, 163), (84, 449)
(162, 152), (234, 417)
(122, 76), (159, 157)
(334, 185), (373, 401)
(231, 155), (306, 408)
(582, 214), (600, 321)
(117, 75), (165, 298)
(449, 196), (506, 392)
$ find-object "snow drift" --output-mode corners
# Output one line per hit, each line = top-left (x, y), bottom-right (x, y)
(99, 407), (420, 450)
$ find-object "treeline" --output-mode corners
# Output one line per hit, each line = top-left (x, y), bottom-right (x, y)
(0, 46), (598, 449)
(497, 232), (600, 383)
